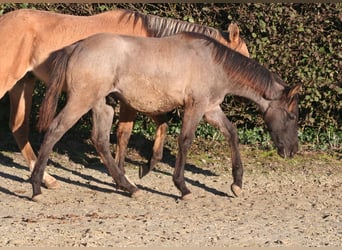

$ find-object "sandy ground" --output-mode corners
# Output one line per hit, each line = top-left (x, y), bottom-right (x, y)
(0, 135), (341, 247)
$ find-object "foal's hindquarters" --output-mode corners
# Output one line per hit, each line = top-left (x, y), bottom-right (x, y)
(30, 48), (142, 201)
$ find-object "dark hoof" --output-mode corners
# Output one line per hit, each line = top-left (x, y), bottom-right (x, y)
(139, 165), (151, 179)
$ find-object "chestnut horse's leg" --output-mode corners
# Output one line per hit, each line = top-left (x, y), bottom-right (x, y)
(8, 76), (58, 189)
(114, 103), (137, 174)
(113, 103), (169, 178)
(173, 101), (204, 199)
(140, 114), (169, 178)
(204, 106), (243, 197)
(91, 99), (139, 196)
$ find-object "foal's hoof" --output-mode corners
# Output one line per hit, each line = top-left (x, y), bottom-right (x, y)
(44, 179), (59, 190)
(181, 192), (193, 201)
(32, 194), (44, 202)
(231, 184), (242, 197)
(131, 189), (143, 199)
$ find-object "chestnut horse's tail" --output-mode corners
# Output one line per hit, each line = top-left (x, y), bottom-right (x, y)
(37, 48), (71, 132)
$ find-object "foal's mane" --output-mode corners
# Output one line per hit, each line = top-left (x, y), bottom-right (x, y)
(120, 9), (239, 44)
(185, 33), (287, 100)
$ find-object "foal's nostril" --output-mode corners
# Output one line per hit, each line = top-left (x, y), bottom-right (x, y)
(290, 146), (298, 157)
(289, 149), (296, 158)
(277, 148), (286, 158)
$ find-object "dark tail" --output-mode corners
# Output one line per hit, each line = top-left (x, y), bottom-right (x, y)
(37, 49), (70, 132)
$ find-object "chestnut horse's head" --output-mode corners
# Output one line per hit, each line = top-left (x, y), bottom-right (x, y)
(263, 84), (301, 158)
(142, 12), (250, 58)
(225, 23), (250, 58)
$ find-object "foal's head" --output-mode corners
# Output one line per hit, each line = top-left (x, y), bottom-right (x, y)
(263, 84), (301, 158)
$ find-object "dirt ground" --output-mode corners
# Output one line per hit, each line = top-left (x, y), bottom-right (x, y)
(0, 132), (341, 247)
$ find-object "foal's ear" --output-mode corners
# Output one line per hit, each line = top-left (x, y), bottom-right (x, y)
(228, 23), (240, 43)
(287, 84), (301, 112)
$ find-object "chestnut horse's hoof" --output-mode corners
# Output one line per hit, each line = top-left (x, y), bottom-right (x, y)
(43, 173), (59, 189)
(231, 183), (242, 197)
(44, 179), (59, 190)
(181, 192), (193, 200)
(32, 194), (44, 202)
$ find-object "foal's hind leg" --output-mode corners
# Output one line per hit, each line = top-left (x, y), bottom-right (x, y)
(31, 98), (139, 200)
(91, 100), (140, 196)
(204, 106), (243, 197)
(140, 114), (169, 178)
(91, 99), (115, 175)
(9, 76), (58, 189)
(30, 100), (95, 200)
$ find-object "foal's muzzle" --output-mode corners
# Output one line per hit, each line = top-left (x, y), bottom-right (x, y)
(277, 145), (298, 159)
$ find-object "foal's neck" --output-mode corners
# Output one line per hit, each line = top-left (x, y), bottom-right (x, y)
(229, 80), (285, 113)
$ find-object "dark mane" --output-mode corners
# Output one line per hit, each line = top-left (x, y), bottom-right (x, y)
(145, 13), (223, 39)
(120, 9), (228, 41)
(184, 32), (287, 100)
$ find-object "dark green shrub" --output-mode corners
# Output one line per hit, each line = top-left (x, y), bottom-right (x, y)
(0, 3), (340, 151)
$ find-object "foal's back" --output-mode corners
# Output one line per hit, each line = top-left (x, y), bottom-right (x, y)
(66, 33), (225, 114)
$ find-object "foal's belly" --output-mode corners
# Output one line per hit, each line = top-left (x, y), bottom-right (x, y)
(115, 78), (183, 114)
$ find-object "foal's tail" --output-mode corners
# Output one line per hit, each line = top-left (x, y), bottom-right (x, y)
(37, 48), (70, 132)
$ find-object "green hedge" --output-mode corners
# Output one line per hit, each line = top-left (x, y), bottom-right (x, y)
(0, 3), (340, 150)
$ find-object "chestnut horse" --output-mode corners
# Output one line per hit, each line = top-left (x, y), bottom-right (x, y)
(0, 8), (249, 188)
(31, 32), (300, 201)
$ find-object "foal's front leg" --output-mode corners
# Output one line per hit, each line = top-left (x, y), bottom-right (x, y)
(204, 106), (243, 197)
(173, 103), (204, 199)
